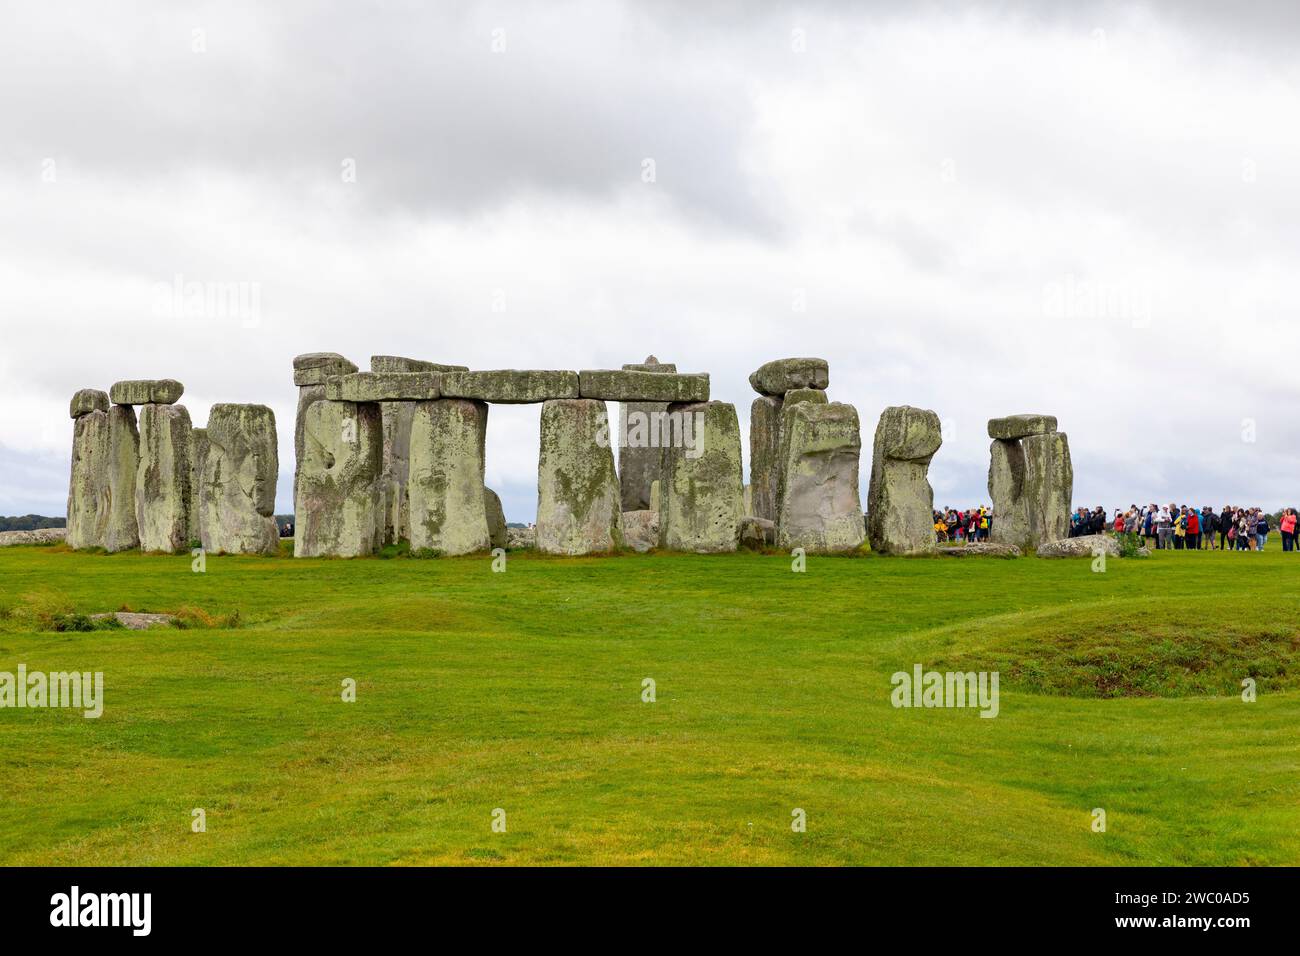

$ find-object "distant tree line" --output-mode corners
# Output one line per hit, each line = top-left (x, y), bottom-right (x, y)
(0, 514), (66, 532)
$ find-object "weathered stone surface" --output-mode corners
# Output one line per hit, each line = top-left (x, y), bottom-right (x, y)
(136, 403), (194, 552)
(104, 405), (140, 552)
(110, 379), (184, 405)
(408, 399), (490, 556)
(579, 369), (709, 403)
(866, 405), (941, 555)
(325, 371), (441, 402)
(485, 487), (508, 550)
(440, 369), (579, 404)
(1022, 431), (1073, 545)
(536, 399), (622, 554)
(378, 400), (415, 545)
(616, 357), (677, 512)
(370, 355), (467, 375)
(294, 382), (327, 515)
(988, 439), (1029, 549)
(293, 352), (358, 387)
(782, 387), (828, 407)
(779, 402), (866, 553)
(506, 526), (536, 549)
(0, 528), (67, 547)
(749, 395), (783, 522)
(938, 542), (1022, 558)
(295, 400), (384, 558)
(987, 414), (1058, 441)
(1036, 534), (1120, 558)
(200, 404), (279, 555)
(740, 515), (775, 550)
(660, 401), (744, 553)
(189, 427), (209, 545)
(70, 388), (109, 419)
(749, 358), (829, 395)
(621, 509), (659, 553)
(66, 409), (111, 549)
(649, 480), (660, 514)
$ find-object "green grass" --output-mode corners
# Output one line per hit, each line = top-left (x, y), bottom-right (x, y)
(0, 541), (1297, 866)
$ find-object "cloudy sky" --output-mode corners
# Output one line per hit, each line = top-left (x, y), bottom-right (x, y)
(3, 0), (1298, 522)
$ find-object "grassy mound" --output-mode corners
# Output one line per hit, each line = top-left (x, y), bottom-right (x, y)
(929, 602), (1300, 698)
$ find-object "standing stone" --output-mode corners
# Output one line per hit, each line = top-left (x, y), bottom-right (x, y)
(200, 404), (279, 555)
(365, 357), (467, 544)
(190, 427), (210, 545)
(618, 356), (676, 511)
(1022, 431), (1073, 545)
(104, 405), (141, 552)
(537, 399), (623, 555)
(485, 487), (508, 550)
(136, 404), (194, 553)
(408, 400), (490, 556)
(659, 401), (744, 553)
(987, 417), (1073, 551)
(66, 407), (111, 549)
(295, 400), (383, 558)
(778, 402), (866, 553)
(749, 395), (783, 522)
(293, 352), (357, 523)
(866, 405), (942, 555)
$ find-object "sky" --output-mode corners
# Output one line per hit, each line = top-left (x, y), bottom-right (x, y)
(2, 0), (1299, 523)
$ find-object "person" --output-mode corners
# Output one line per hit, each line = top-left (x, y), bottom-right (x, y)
(1142, 505), (1155, 548)
(1113, 509), (1125, 533)
(1200, 506), (1216, 550)
(1243, 510), (1256, 551)
(1156, 506), (1172, 550)
(1282, 509), (1296, 552)
(1219, 505), (1233, 550)
(1257, 510), (1270, 550)
(1173, 508), (1186, 549)
(978, 508), (989, 542)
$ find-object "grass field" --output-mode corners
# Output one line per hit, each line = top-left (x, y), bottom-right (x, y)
(1, 541), (1298, 866)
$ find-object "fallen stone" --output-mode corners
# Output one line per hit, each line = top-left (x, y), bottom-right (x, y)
(536, 399), (623, 554)
(485, 487), (508, 550)
(660, 401), (744, 553)
(749, 357), (829, 396)
(408, 399), (490, 555)
(89, 611), (175, 629)
(325, 371), (442, 402)
(136, 403), (194, 552)
(1036, 534), (1120, 558)
(370, 355), (467, 375)
(66, 408), (111, 549)
(749, 395), (783, 522)
(0, 528), (67, 547)
(740, 515), (775, 550)
(104, 405), (141, 552)
(506, 526), (536, 549)
(295, 400), (384, 557)
(109, 379), (184, 405)
(293, 352), (358, 387)
(70, 388), (109, 419)
(578, 369), (709, 403)
(200, 404), (279, 555)
(440, 369), (579, 404)
(866, 405), (941, 555)
(987, 414), (1058, 441)
(779, 402), (867, 554)
(621, 509), (659, 553)
(937, 542), (1022, 558)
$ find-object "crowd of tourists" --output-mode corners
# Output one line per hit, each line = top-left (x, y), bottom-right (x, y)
(1071, 505), (1297, 551)
(933, 504), (1298, 551)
